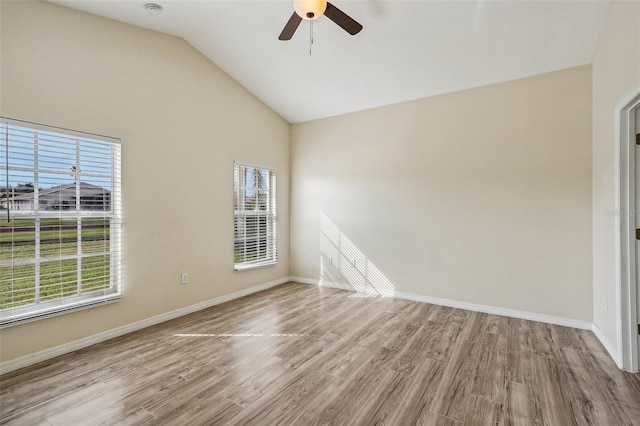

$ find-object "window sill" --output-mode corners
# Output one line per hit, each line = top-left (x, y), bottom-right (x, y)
(0, 294), (122, 328)
(234, 260), (278, 272)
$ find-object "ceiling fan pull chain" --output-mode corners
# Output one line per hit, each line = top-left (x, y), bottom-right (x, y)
(309, 20), (313, 56)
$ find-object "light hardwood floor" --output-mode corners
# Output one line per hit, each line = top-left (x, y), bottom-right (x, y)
(1, 282), (640, 425)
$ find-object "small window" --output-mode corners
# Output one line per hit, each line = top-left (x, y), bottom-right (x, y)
(234, 163), (277, 271)
(0, 117), (122, 327)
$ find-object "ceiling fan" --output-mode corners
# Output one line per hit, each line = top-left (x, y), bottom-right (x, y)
(278, 0), (363, 41)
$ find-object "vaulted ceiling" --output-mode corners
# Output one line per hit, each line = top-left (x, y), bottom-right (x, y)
(53, 1), (612, 123)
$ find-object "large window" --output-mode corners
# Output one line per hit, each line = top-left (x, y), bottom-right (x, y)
(234, 163), (277, 270)
(0, 118), (122, 326)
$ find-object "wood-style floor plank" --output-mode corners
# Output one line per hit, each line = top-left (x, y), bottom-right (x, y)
(504, 381), (543, 426)
(2, 282), (640, 425)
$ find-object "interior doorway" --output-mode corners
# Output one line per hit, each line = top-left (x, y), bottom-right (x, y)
(619, 92), (640, 372)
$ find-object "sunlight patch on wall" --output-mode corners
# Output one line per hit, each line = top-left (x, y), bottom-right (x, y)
(319, 213), (396, 297)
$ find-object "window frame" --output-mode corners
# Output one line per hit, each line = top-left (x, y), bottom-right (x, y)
(233, 161), (277, 271)
(0, 117), (122, 327)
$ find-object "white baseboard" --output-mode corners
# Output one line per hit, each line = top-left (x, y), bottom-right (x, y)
(0, 277), (290, 375)
(289, 276), (319, 286)
(592, 322), (622, 368)
(1, 276), (620, 375)
(291, 276), (593, 330)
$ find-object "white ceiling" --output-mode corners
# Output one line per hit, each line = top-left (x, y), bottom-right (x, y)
(52, 0), (612, 123)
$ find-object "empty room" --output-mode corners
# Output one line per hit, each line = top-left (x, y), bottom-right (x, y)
(1, 0), (639, 424)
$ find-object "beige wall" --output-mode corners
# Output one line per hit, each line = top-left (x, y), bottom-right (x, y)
(592, 2), (640, 353)
(291, 66), (593, 321)
(0, 1), (290, 362)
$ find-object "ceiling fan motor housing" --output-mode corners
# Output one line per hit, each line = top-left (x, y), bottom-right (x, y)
(294, 0), (327, 20)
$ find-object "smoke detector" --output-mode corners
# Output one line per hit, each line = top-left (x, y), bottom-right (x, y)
(144, 3), (163, 15)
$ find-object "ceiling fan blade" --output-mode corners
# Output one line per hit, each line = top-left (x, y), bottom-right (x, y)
(279, 12), (302, 40)
(324, 2), (363, 35)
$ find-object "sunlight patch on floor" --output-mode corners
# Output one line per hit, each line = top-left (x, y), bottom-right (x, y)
(174, 333), (309, 337)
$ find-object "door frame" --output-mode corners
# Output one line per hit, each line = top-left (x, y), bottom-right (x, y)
(617, 91), (640, 372)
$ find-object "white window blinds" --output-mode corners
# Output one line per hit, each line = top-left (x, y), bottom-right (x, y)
(0, 117), (122, 327)
(234, 163), (277, 270)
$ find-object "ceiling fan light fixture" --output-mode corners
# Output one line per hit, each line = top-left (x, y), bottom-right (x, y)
(294, 0), (327, 20)
(279, 0), (362, 40)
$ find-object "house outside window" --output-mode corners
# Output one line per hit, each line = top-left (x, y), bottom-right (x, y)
(0, 118), (122, 327)
(234, 163), (277, 271)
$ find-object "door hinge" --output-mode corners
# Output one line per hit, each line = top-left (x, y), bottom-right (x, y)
(636, 133), (640, 145)
(638, 323), (640, 336)
(636, 229), (640, 240)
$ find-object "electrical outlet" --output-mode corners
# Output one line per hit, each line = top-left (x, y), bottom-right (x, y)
(181, 272), (189, 285)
